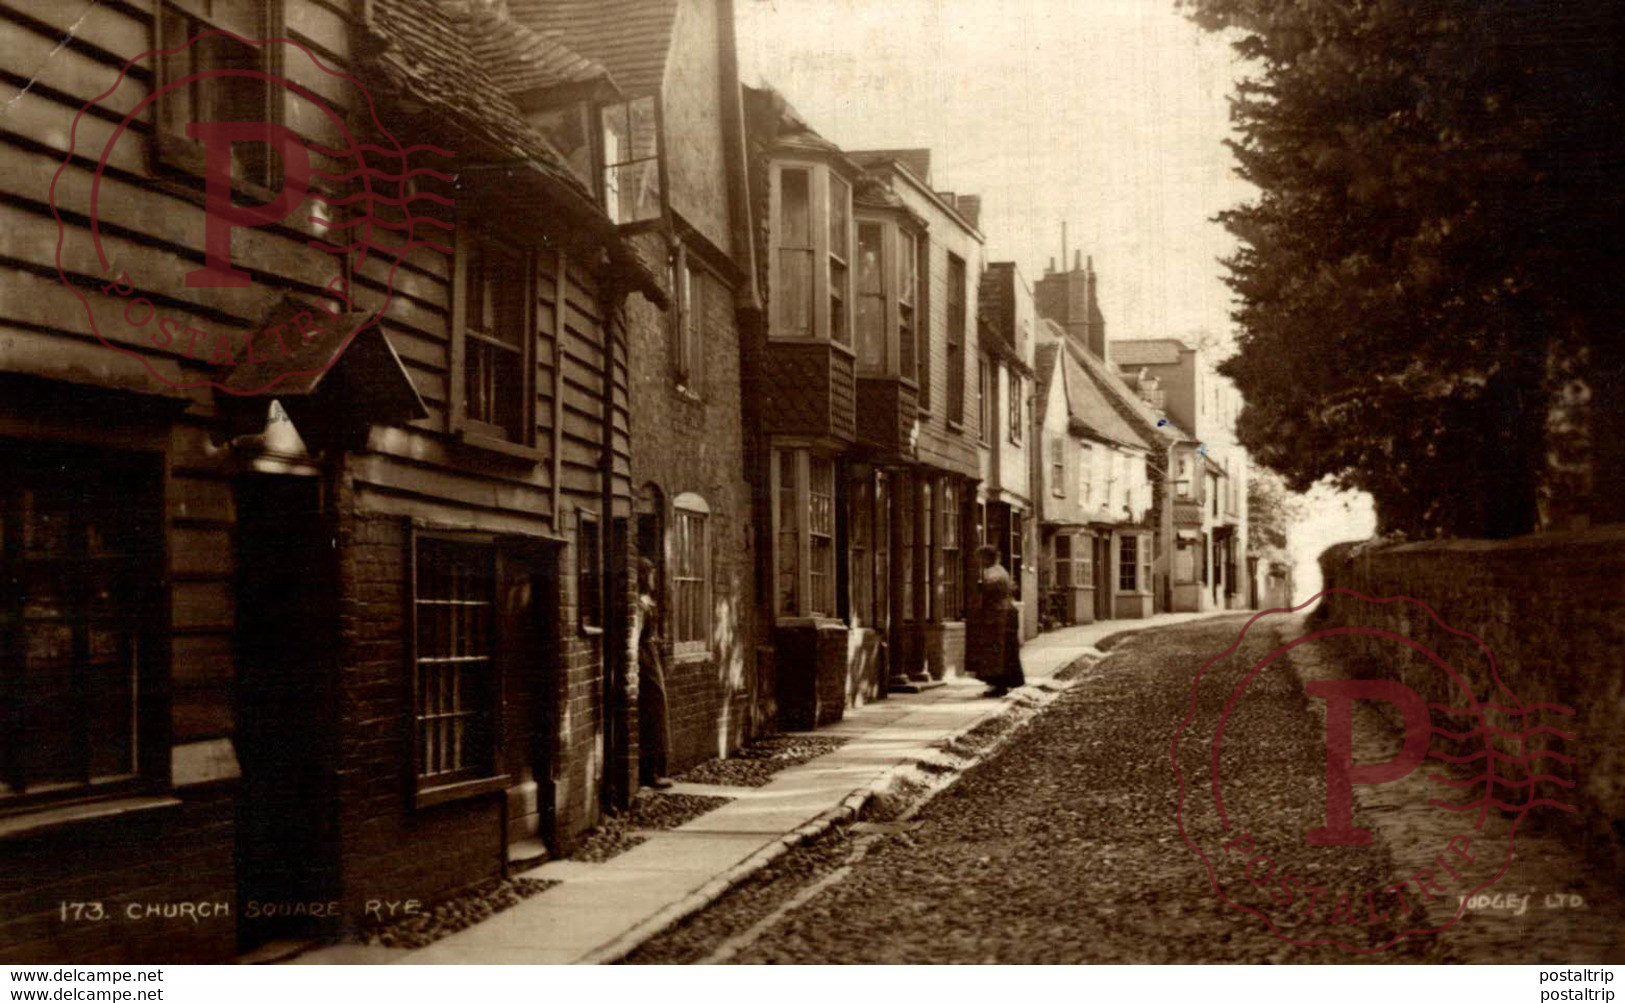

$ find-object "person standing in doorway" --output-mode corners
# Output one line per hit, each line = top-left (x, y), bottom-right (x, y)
(972, 544), (1026, 697)
(636, 558), (673, 788)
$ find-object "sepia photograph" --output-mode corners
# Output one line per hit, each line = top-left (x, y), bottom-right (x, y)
(0, 0), (1621, 988)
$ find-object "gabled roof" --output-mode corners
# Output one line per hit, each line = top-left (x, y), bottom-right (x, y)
(848, 149), (931, 186)
(506, 0), (681, 96)
(1048, 320), (1199, 447)
(1060, 351), (1149, 451)
(1111, 338), (1188, 367)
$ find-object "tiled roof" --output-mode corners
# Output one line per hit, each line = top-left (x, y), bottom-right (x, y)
(849, 149), (932, 186)
(366, 0), (589, 197)
(1061, 351), (1149, 451)
(1033, 341), (1061, 408)
(506, 0), (680, 95)
(1111, 338), (1187, 367)
(744, 85), (852, 162)
(1056, 321), (1198, 445)
(468, 4), (615, 98)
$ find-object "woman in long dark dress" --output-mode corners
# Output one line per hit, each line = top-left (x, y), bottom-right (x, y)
(636, 558), (673, 789)
(971, 544), (1025, 697)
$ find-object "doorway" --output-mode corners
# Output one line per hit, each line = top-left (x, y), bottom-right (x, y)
(232, 474), (338, 950)
(1093, 534), (1112, 622)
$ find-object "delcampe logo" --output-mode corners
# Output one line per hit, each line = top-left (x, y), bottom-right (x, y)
(1172, 589), (1579, 953)
(49, 28), (454, 396)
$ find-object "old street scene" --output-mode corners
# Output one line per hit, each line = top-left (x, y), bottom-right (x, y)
(0, 0), (1622, 967)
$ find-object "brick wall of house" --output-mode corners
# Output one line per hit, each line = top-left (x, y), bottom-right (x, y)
(625, 231), (757, 775)
(1316, 529), (1625, 865)
(333, 514), (503, 915)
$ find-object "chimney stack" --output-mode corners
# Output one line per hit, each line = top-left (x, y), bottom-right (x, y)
(1074, 250), (1082, 271)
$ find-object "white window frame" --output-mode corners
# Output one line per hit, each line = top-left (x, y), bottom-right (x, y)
(768, 161), (854, 347)
(670, 493), (711, 659)
(770, 446), (839, 620)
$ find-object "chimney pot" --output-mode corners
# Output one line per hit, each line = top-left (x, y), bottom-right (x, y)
(1074, 250), (1082, 271)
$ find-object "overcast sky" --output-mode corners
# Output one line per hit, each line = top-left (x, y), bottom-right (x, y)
(735, 0), (1255, 346)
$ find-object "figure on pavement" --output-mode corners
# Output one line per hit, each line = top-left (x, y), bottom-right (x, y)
(637, 557), (673, 789)
(971, 544), (1026, 697)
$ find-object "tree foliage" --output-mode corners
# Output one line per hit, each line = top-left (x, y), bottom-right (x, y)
(1185, 0), (1625, 538)
(1247, 466), (1300, 561)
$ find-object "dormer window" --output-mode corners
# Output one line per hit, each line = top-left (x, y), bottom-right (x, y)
(600, 96), (662, 224)
(853, 215), (924, 376)
(769, 162), (854, 345)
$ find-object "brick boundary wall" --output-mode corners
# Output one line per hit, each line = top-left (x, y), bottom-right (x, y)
(1315, 527), (1625, 863)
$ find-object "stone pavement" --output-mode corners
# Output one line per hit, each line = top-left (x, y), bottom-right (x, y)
(291, 610), (1230, 965)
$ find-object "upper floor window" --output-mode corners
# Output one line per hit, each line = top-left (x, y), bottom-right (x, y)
(1007, 371), (1024, 444)
(1050, 436), (1065, 496)
(854, 217), (926, 379)
(770, 163), (853, 346)
(899, 233), (919, 383)
(946, 253), (967, 424)
(671, 247), (706, 395)
(1119, 534), (1140, 592)
(856, 222), (886, 369)
(977, 354), (993, 444)
(458, 230), (532, 445)
(155, 0), (278, 187)
(1079, 442), (1093, 507)
(601, 96), (662, 225)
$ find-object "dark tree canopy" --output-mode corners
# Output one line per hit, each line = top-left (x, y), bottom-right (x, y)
(1186, 0), (1625, 538)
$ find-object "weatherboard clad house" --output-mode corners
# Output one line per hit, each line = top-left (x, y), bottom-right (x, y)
(0, 0), (658, 961)
(510, 0), (765, 781)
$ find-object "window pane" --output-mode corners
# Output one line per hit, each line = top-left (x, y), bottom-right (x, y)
(829, 259), (849, 346)
(628, 95), (659, 161)
(776, 451), (799, 615)
(808, 457), (835, 616)
(602, 103), (630, 167)
(828, 175), (850, 259)
(856, 223), (885, 368)
(608, 159), (662, 224)
(777, 249), (813, 337)
(779, 169), (811, 247)
(414, 539), (494, 783)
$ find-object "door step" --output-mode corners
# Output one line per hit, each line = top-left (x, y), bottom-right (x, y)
(507, 838), (550, 869)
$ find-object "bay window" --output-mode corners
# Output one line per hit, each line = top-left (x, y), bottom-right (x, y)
(946, 253), (967, 423)
(856, 222), (886, 369)
(772, 448), (838, 619)
(1119, 534), (1140, 592)
(770, 162), (855, 345)
(899, 234), (918, 382)
(1054, 535), (1072, 592)
(940, 481), (963, 620)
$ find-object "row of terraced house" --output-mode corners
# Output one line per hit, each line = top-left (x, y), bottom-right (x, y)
(0, 0), (1250, 962)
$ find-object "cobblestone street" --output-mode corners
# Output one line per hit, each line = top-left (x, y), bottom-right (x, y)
(629, 617), (1625, 964)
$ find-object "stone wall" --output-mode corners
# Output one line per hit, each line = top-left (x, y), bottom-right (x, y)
(1315, 527), (1625, 858)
